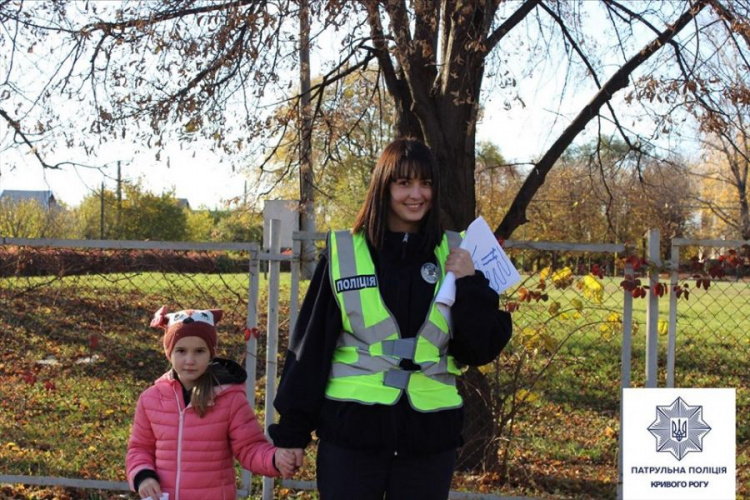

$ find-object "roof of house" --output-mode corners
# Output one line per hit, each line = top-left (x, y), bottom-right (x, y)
(0, 190), (57, 206)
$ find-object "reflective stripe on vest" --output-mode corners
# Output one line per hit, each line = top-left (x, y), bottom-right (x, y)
(325, 230), (464, 412)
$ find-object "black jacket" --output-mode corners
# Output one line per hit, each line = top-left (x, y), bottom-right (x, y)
(269, 230), (512, 455)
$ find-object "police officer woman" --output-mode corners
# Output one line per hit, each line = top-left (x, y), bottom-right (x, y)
(270, 138), (512, 499)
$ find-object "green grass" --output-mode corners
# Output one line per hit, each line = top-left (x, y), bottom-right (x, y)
(0, 271), (747, 499)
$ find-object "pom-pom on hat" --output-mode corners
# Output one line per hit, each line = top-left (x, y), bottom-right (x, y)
(150, 306), (223, 360)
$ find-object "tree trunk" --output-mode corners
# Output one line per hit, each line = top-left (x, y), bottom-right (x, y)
(455, 366), (496, 471)
(739, 192), (750, 240)
(298, 0), (316, 279)
(429, 127), (478, 231)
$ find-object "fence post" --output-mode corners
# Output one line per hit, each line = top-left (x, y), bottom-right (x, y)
(240, 245), (261, 495)
(618, 262), (634, 500)
(666, 242), (680, 388)
(263, 219), (281, 500)
(290, 232), (301, 337)
(645, 229), (661, 388)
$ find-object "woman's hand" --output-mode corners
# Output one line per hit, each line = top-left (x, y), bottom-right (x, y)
(445, 248), (475, 279)
(138, 477), (162, 500)
(275, 447), (305, 478)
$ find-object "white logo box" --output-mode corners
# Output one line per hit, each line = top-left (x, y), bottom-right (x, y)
(622, 388), (735, 500)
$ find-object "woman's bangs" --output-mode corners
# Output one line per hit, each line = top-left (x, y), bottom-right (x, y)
(392, 157), (433, 181)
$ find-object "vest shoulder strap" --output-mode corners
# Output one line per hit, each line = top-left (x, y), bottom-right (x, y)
(445, 230), (462, 250)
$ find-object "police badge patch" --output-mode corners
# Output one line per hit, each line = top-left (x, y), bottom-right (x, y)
(421, 263), (439, 284)
(647, 396), (711, 461)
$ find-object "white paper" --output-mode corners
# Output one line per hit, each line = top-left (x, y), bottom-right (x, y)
(159, 494), (169, 500)
(436, 216), (521, 311)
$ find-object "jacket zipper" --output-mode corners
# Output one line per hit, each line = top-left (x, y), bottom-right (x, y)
(174, 388), (187, 500)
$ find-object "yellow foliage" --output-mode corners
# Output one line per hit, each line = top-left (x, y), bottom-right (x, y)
(515, 389), (540, 404)
(571, 298), (583, 312)
(520, 326), (557, 352)
(540, 266), (551, 281)
(600, 312), (622, 341)
(658, 319), (669, 336)
(606, 311), (621, 323)
(580, 274), (604, 304)
(551, 266), (574, 288)
(478, 363), (494, 375)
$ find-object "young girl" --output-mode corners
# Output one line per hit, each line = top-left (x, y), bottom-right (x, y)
(270, 138), (513, 499)
(127, 306), (297, 500)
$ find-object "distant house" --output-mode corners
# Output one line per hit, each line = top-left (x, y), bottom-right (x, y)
(176, 198), (191, 210)
(0, 190), (58, 210)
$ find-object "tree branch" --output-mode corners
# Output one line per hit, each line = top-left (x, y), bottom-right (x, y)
(540, 1), (637, 152)
(80, 0), (261, 35)
(485, 0), (541, 52)
(0, 107), (59, 170)
(708, 0), (750, 48)
(495, 0), (711, 238)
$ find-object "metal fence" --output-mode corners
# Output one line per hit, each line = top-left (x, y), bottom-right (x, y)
(1, 229), (747, 499)
(664, 237), (750, 451)
(665, 237), (750, 386)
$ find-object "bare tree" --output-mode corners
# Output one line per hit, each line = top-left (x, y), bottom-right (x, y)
(691, 55), (750, 239)
(2, 1), (747, 238)
(695, 127), (750, 239)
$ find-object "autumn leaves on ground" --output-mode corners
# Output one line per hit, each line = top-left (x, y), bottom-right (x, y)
(1, 283), (747, 499)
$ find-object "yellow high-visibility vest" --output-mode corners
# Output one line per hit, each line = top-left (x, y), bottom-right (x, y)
(325, 230), (463, 412)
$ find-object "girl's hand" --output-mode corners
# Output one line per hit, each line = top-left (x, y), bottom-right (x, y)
(445, 248), (475, 279)
(138, 477), (162, 499)
(275, 447), (304, 478)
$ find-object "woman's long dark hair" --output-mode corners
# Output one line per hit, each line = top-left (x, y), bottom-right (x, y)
(352, 138), (443, 252)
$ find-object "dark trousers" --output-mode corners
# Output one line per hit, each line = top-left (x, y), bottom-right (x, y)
(316, 440), (457, 500)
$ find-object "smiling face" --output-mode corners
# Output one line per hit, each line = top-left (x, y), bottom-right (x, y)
(170, 336), (211, 390)
(387, 176), (433, 232)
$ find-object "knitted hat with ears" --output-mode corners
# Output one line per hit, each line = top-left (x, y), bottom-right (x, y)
(150, 306), (224, 360)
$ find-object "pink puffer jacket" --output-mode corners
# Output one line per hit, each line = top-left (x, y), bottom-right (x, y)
(126, 368), (278, 500)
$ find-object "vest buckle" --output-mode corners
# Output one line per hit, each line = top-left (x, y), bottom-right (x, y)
(381, 338), (417, 360)
(383, 369), (410, 390)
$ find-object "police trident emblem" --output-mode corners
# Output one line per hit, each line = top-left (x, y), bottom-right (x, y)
(647, 397), (711, 461)
(671, 418), (688, 442)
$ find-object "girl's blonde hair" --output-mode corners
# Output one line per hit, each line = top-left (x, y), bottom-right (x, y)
(190, 365), (219, 418)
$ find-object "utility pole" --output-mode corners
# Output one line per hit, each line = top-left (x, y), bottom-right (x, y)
(298, 0), (316, 279)
(99, 181), (105, 240)
(116, 161), (122, 238)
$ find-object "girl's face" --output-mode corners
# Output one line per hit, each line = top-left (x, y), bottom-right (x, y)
(387, 176), (433, 232)
(170, 336), (211, 390)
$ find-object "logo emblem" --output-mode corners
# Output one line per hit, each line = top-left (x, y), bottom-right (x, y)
(647, 397), (711, 461)
(421, 263), (439, 284)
